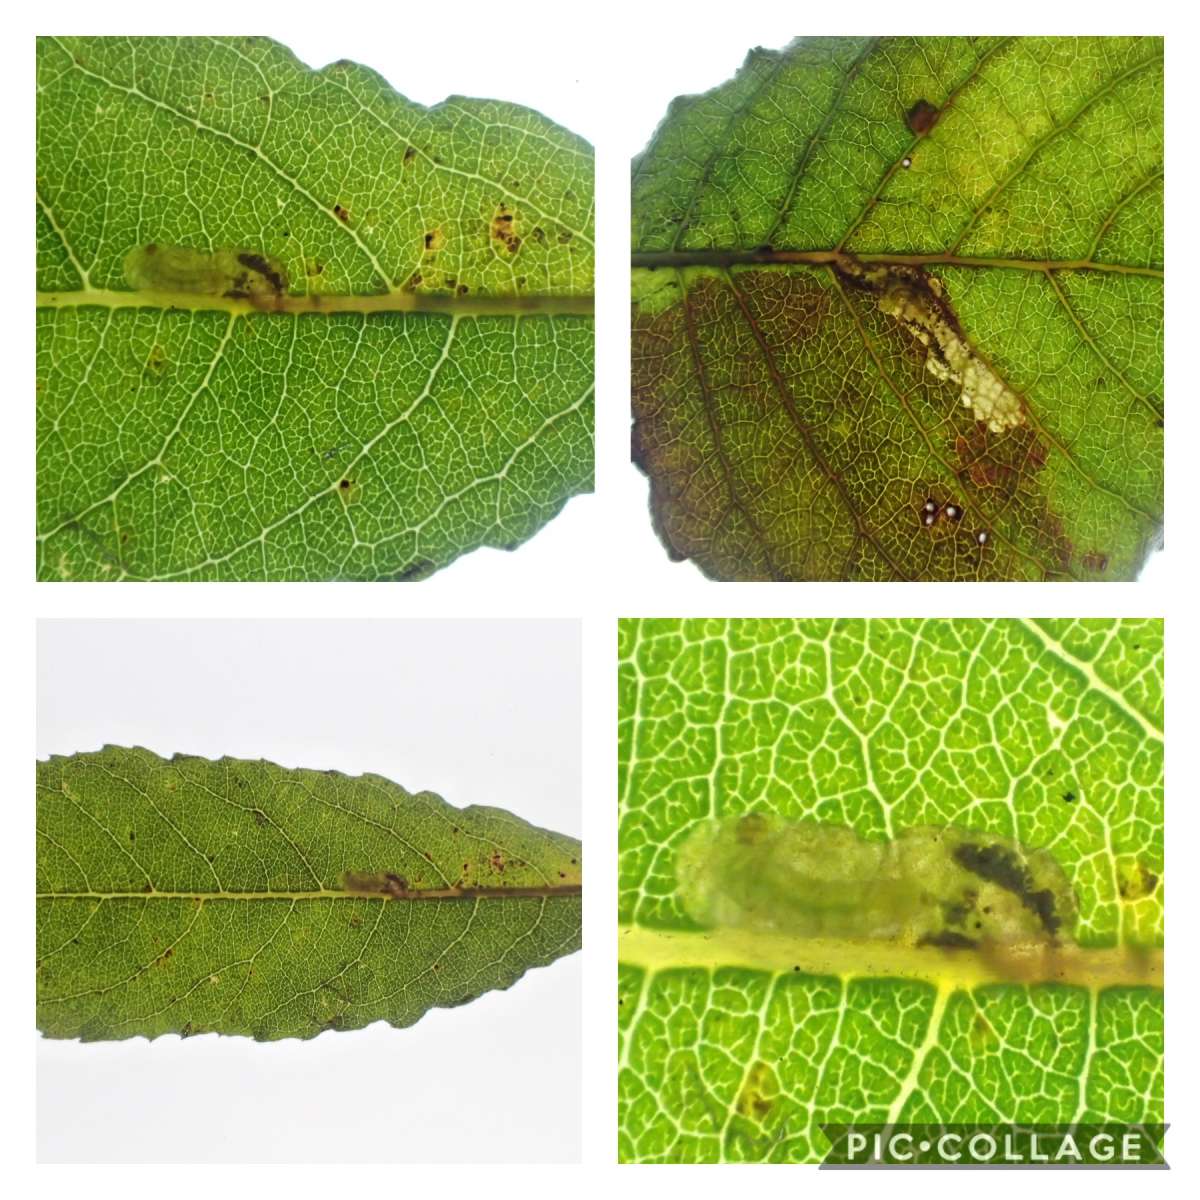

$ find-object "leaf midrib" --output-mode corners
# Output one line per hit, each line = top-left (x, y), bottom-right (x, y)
(618, 924), (1163, 992)
(36, 287), (595, 316)
(631, 250), (1161, 277)
(39, 886), (582, 900)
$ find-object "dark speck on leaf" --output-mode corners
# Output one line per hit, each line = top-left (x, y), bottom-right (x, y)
(394, 558), (435, 582)
(918, 930), (978, 950)
(906, 99), (940, 135)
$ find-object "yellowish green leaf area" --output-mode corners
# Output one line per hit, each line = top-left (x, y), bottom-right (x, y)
(37, 747), (582, 1040)
(618, 619), (1162, 1162)
(37, 36), (593, 581)
(631, 37), (1162, 580)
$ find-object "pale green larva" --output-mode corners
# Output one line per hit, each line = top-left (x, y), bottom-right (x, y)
(123, 244), (288, 298)
(675, 814), (1077, 948)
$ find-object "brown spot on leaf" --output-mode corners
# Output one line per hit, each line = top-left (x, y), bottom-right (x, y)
(906, 99), (940, 135)
(491, 205), (522, 254)
(1117, 861), (1159, 901)
(333, 204), (350, 224)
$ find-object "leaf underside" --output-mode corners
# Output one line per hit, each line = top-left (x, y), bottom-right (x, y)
(631, 36), (1162, 581)
(37, 36), (594, 581)
(37, 747), (582, 1041)
(618, 618), (1163, 1162)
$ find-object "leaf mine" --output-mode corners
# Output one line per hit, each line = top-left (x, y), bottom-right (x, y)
(123, 244), (289, 299)
(676, 814), (1076, 950)
(834, 255), (1025, 433)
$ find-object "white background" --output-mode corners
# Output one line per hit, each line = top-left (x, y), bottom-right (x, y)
(7, 0), (1197, 1192)
(37, 619), (581, 1162)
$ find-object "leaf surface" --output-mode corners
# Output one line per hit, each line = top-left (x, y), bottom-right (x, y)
(631, 37), (1162, 580)
(37, 747), (582, 1040)
(37, 36), (593, 581)
(618, 618), (1162, 1162)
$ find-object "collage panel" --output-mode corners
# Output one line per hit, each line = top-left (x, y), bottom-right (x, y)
(36, 35), (594, 582)
(618, 618), (1163, 1163)
(630, 37), (1163, 581)
(36, 619), (581, 1162)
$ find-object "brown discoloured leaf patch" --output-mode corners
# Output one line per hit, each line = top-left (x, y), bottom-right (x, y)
(906, 98), (940, 135)
(632, 267), (1075, 579)
(1117, 860), (1159, 901)
(491, 205), (522, 254)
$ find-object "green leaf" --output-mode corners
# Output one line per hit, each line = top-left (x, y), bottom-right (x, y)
(631, 37), (1162, 580)
(37, 36), (593, 581)
(618, 618), (1162, 1163)
(37, 746), (582, 1041)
